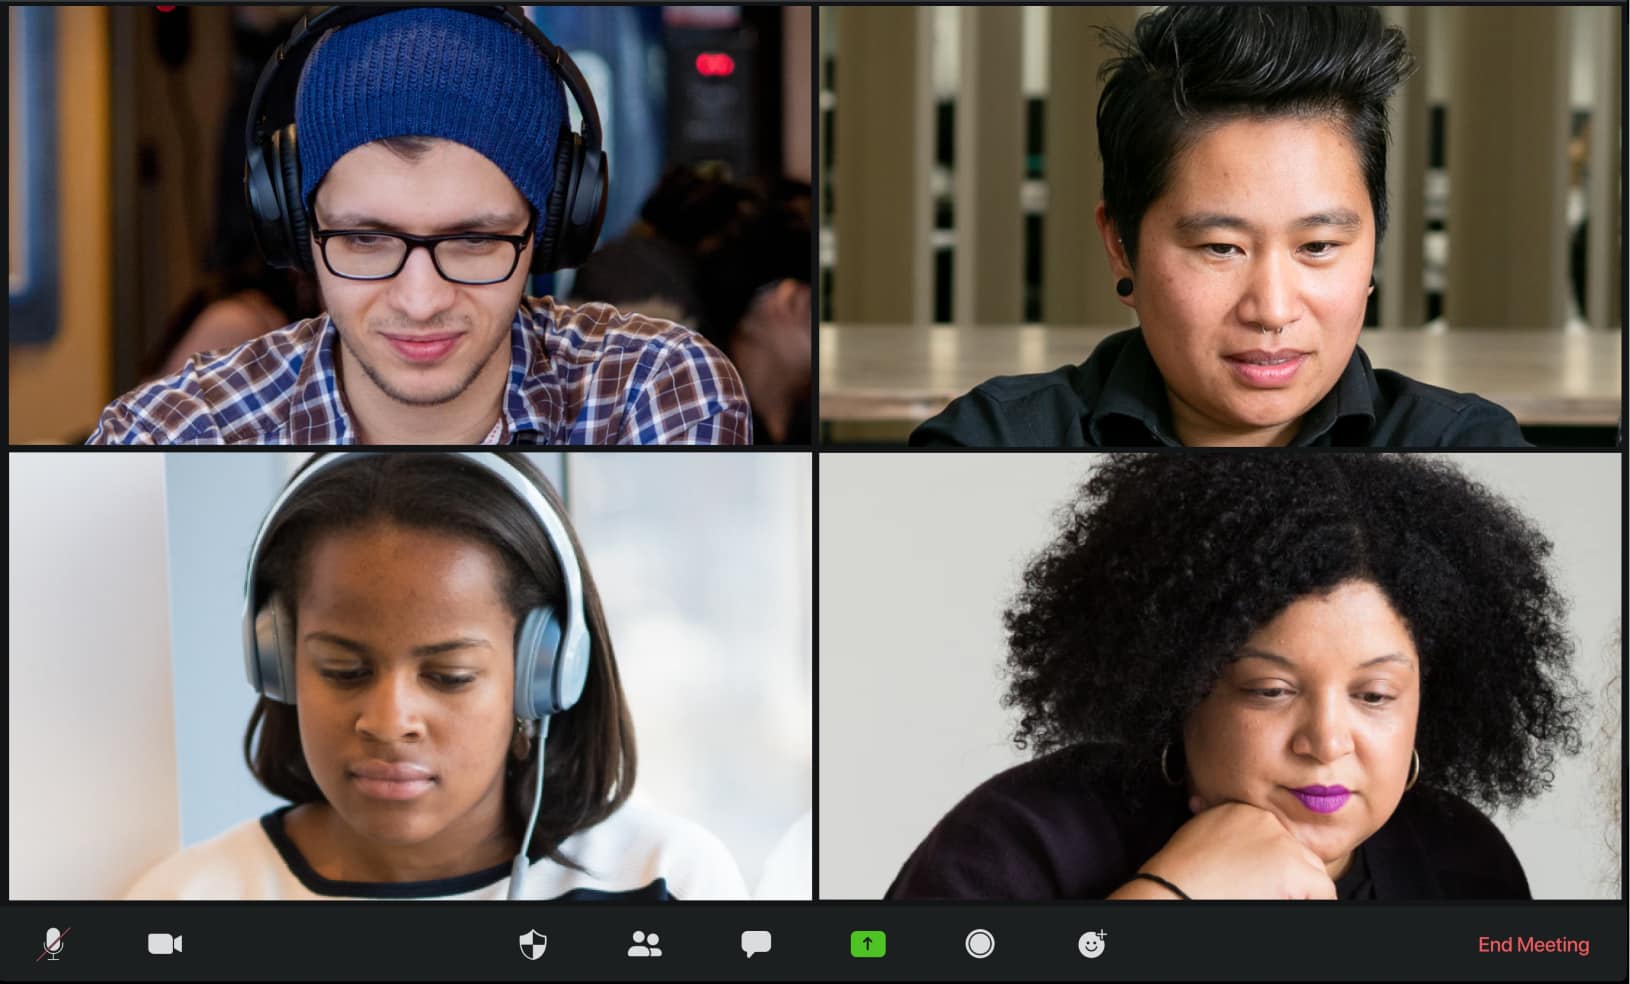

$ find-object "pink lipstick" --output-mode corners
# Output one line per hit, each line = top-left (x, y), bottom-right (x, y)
(1290, 784), (1350, 814)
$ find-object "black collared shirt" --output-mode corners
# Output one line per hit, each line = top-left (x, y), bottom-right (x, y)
(909, 328), (1530, 448)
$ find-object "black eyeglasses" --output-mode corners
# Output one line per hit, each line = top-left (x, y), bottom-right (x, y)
(311, 213), (538, 285)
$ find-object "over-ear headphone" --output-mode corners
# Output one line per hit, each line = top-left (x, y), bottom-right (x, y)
(240, 451), (591, 722)
(243, 4), (608, 275)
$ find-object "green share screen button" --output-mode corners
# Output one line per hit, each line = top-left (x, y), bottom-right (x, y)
(850, 930), (886, 958)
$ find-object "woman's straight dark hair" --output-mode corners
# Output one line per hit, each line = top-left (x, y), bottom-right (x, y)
(1096, 5), (1417, 266)
(243, 452), (635, 867)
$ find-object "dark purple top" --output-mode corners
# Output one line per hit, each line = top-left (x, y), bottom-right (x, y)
(885, 745), (1531, 901)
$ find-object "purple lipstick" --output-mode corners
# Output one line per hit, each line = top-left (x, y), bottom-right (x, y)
(1290, 784), (1350, 814)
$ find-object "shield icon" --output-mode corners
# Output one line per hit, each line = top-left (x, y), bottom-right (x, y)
(519, 929), (548, 961)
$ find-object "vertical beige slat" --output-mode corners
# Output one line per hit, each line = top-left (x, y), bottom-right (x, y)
(832, 7), (933, 323)
(1380, 6), (1428, 329)
(1043, 5), (1139, 325)
(1444, 6), (1570, 330)
(1583, 5), (1622, 330)
(782, 7), (812, 183)
(953, 5), (1023, 324)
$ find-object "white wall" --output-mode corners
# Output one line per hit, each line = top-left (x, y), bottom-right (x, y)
(818, 454), (1078, 900)
(567, 452), (813, 894)
(1452, 454), (1622, 900)
(9, 453), (177, 900)
(818, 453), (1621, 900)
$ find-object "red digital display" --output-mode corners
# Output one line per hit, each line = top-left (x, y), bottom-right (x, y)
(695, 52), (736, 78)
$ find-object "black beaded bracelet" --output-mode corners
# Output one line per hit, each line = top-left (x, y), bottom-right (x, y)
(1131, 871), (1191, 900)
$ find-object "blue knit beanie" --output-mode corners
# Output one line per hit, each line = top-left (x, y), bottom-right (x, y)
(295, 7), (566, 246)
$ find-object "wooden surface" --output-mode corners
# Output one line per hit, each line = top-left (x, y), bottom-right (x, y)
(819, 324), (1623, 427)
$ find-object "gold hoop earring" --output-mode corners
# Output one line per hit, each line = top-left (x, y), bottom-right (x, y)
(1160, 743), (1183, 786)
(1405, 748), (1420, 791)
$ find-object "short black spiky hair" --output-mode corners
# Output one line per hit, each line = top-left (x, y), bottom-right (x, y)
(1003, 454), (1582, 813)
(1097, 5), (1416, 265)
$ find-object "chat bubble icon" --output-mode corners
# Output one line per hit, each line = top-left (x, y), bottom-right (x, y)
(741, 930), (772, 958)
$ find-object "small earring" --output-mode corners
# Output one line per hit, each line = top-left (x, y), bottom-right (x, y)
(1405, 748), (1420, 791)
(1116, 277), (1134, 298)
(511, 716), (533, 760)
(1160, 743), (1183, 786)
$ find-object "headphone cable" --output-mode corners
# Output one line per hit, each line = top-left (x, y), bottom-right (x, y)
(508, 715), (551, 900)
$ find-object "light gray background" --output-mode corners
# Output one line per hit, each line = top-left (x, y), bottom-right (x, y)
(819, 453), (1622, 900)
(10, 453), (174, 901)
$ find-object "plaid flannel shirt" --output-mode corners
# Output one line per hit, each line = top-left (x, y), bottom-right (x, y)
(86, 297), (751, 445)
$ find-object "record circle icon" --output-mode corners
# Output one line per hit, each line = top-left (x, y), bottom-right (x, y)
(965, 928), (995, 959)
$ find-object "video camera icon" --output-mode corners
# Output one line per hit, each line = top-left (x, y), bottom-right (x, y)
(147, 933), (183, 956)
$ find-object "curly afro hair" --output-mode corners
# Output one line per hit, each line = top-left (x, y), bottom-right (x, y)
(1003, 453), (1583, 812)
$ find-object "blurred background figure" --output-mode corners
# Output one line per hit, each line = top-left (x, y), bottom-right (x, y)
(140, 6), (320, 384)
(573, 165), (813, 445)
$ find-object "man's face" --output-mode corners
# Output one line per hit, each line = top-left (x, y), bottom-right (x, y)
(1103, 116), (1376, 445)
(311, 140), (533, 408)
(1181, 580), (1420, 878)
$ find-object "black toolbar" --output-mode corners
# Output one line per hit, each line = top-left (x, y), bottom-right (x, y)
(5, 901), (1625, 981)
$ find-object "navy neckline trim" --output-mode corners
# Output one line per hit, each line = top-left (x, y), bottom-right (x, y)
(259, 805), (517, 899)
(257, 806), (678, 901)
